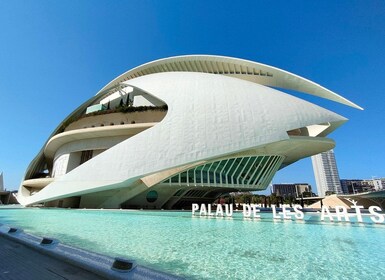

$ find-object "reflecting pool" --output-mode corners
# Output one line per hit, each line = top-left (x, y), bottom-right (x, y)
(0, 208), (384, 279)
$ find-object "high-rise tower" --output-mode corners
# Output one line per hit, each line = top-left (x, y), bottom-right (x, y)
(0, 172), (4, 191)
(311, 149), (342, 196)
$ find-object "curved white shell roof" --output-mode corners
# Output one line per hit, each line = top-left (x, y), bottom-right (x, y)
(97, 55), (362, 110)
(19, 72), (348, 205)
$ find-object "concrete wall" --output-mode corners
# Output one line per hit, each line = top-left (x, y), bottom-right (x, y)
(65, 111), (166, 131)
(19, 72), (347, 207)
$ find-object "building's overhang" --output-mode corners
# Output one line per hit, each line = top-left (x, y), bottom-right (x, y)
(96, 55), (362, 110)
(44, 123), (156, 161)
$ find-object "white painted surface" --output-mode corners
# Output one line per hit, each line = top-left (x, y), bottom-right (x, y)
(19, 72), (347, 205)
(97, 55), (362, 109)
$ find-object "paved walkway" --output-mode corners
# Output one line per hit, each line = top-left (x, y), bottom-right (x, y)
(0, 235), (106, 280)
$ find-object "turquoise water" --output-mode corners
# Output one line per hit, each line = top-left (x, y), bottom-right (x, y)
(0, 208), (384, 279)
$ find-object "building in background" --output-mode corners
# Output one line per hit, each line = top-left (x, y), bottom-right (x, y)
(340, 178), (385, 194)
(372, 178), (385, 191)
(311, 149), (342, 196)
(0, 172), (19, 205)
(272, 183), (312, 198)
(0, 172), (3, 192)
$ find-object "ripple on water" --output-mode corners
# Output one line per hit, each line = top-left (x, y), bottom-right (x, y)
(0, 209), (384, 279)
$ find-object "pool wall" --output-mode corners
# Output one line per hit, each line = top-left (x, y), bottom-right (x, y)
(0, 223), (183, 280)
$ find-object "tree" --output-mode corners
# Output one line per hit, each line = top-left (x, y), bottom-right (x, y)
(125, 96), (130, 107)
(302, 191), (312, 198)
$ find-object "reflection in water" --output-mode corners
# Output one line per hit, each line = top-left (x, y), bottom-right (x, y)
(0, 209), (384, 279)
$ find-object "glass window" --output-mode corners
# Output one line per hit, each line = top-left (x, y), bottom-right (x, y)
(146, 190), (158, 203)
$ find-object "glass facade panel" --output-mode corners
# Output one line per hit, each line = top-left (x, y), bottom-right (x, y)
(162, 155), (284, 189)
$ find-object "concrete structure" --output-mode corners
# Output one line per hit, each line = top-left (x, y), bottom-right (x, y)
(0, 172), (18, 205)
(0, 172), (4, 191)
(17, 55), (361, 209)
(308, 194), (351, 209)
(340, 179), (374, 194)
(272, 183), (312, 198)
(0, 191), (18, 205)
(311, 149), (342, 196)
(372, 178), (385, 191)
(309, 191), (385, 210)
(0, 234), (105, 280)
(0, 224), (182, 279)
(340, 178), (385, 194)
(341, 190), (385, 210)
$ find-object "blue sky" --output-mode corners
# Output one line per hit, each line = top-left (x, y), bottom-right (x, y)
(0, 1), (384, 191)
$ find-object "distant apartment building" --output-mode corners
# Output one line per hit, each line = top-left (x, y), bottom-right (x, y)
(0, 172), (3, 192)
(340, 179), (373, 194)
(341, 178), (385, 194)
(373, 178), (385, 191)
(0, 172), (18, 205)
(272, 183), (312, 198)
(311, 149), (342, 196)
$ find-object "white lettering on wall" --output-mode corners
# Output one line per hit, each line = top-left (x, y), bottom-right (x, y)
(350, 203), (364, 223)
(243, 204), (251, 218)
(369, 206), (385, 224)
(216, 204), (224, 217)
(192, 203), (384, 224)
(225, 204), (233, 217)
(192, 203), (199, 215)
(293, 205), (304, 220)
(321, 206), (334, 222)
(335, 206), (350, 222)
(272, 205), (280, 219)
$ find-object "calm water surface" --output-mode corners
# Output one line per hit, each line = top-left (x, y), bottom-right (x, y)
(0, 208), (384, 279)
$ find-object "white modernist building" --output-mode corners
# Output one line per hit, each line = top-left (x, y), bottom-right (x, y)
(311, 149), (343, 196)
(17, 55), (361, 209)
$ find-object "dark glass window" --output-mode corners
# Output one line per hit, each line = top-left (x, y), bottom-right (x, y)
(146, 190), (158, 203)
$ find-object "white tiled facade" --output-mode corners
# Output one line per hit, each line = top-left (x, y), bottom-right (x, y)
(18, 55), (360, 208)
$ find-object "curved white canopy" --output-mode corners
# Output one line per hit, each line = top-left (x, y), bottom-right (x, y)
(97, 55), (362, 110)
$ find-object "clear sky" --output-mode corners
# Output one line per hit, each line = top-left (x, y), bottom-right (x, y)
(0, 1), (384, 191)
